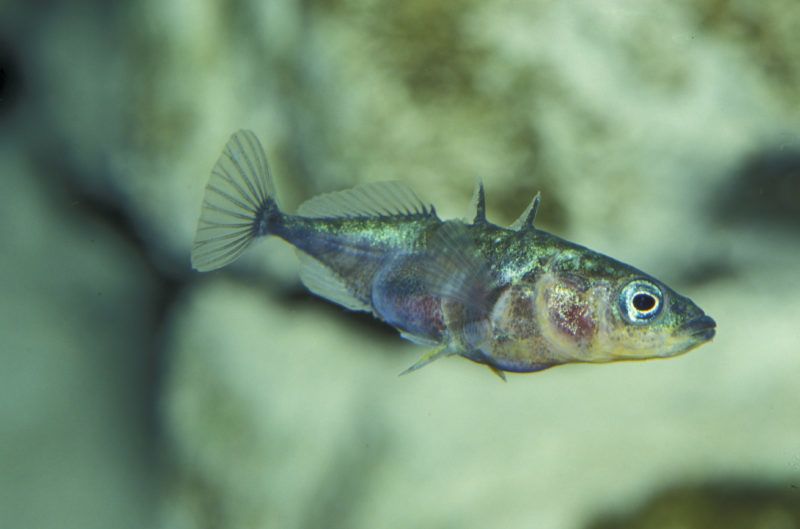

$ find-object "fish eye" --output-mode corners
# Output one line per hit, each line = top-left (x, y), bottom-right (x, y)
(632, 293), (656, 311)
(619, 280), (663, 324)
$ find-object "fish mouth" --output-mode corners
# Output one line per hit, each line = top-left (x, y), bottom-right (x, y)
(680, 314), (716, 342)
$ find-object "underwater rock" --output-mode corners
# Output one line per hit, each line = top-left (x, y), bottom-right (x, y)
(713, 148), (800, 228)
(7, 1), (800, 528)
(0, 141), (158, 529)
(586, 482), (800, 529)
(22, 0), (800, 275)
(162, 279), (396, 529)
(162, 234), (800, 529)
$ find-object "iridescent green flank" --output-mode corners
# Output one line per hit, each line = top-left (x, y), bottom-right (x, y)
(191, 130), (716, 379)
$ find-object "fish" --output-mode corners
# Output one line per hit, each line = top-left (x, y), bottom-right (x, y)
(191, 129), (716, 379)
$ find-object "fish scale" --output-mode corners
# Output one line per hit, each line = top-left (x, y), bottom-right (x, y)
(191, 130), (716, 378)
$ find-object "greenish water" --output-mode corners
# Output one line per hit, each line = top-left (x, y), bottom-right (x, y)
(1, 1), (798, 528)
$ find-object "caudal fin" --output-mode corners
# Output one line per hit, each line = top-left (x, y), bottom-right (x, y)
(191, 130), (279, 272)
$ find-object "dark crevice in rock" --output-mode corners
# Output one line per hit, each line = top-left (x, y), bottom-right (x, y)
(0, 39), (22, 119)
(278, 285), (403, 344)
(713, 148), (800, 228)
(30, 142), (189, 462)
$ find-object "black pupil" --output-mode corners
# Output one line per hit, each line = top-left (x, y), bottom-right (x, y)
(632, 293), (656, 312)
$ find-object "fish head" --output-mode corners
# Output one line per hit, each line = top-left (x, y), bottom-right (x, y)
(533, 251), (716, 364)
(592, 272), (716, 362)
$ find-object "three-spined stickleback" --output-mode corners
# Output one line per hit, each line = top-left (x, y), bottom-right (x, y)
(191, 130), (715, 379)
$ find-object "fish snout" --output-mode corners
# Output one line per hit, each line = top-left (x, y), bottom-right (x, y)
(679, 314), (716, 342)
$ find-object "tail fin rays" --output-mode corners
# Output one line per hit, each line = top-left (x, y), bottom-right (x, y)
(191, 130), (278, 272)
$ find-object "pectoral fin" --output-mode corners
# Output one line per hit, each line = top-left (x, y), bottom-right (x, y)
(414, 221), (497, 350)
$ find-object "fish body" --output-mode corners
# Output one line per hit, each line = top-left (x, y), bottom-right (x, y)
(192, 130), (716, 377)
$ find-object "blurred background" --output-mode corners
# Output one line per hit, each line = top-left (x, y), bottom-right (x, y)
(1, 1), (799, 528)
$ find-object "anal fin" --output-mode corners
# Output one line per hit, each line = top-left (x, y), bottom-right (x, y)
(297, 251), (370, 312)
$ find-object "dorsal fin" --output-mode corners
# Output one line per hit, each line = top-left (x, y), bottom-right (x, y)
(509, 192), (541, 231)
(469, 180), (486, 224)
(297, 181), (433, 219)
